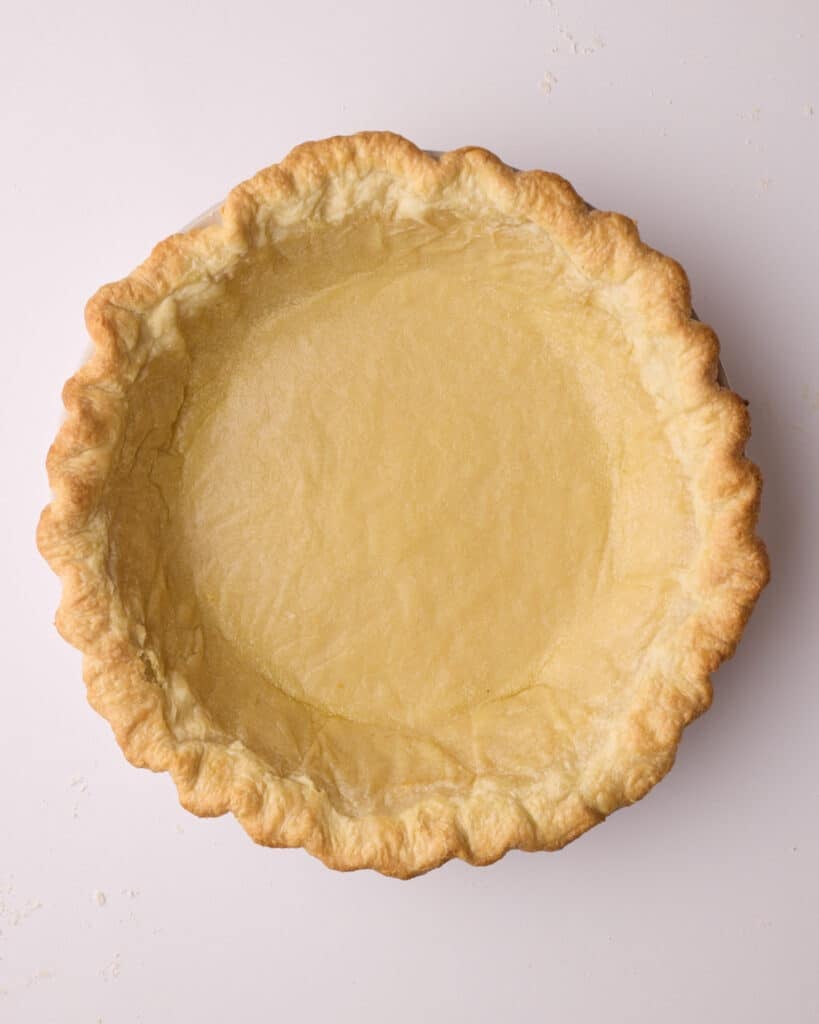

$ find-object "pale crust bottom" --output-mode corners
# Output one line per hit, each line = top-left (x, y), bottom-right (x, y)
(38, 133), (769, 877)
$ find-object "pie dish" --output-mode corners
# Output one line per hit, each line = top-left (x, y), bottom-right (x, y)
(38, 132), (769, 877)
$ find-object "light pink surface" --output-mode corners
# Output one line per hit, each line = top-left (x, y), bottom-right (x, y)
(2, 1), (817, 1021)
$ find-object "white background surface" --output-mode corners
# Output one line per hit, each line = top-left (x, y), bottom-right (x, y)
(2, 2), (818, 1021)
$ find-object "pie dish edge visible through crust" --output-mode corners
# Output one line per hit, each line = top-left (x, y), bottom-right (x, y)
(37, 132), (769, 877)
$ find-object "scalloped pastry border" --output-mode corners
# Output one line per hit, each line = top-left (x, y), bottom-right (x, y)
(37, 132), (769, 877)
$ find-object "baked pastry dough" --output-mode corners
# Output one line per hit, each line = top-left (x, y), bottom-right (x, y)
(38, 133), (768, 876)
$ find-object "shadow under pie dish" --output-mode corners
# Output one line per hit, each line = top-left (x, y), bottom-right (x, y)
(38, 132), (769, 877)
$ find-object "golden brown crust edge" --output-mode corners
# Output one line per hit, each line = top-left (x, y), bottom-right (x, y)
(37, 131), (769, 878)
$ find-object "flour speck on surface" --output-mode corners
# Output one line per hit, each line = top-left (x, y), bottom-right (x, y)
(0, 880), (43, 929)
(552, 24), (605, 58)
(92, 890), (107, 907)
(582, 35), (605, 55)
(539, 71), (558, 94)
(739, 106), (762, 122)
(559, 26), (579, 55)
(537, 1), (605, 90)
(69, 774), (89, 820)
(0, 969), (55, 999)
(99, 953), (121, 982)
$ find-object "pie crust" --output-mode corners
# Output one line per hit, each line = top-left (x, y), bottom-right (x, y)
(38, 132), (769, 877)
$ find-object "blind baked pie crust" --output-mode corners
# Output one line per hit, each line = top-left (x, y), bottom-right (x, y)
(38, 132), (768, 877)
